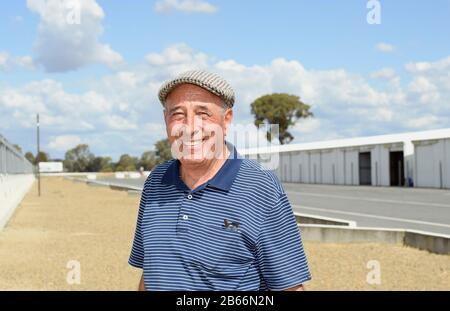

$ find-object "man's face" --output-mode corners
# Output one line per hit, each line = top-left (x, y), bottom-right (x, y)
(164, 84), (233, 165)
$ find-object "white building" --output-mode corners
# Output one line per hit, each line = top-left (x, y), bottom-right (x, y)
(413, 136), (450, 189)
(38, 162), (64, 173)
(240, 128), (450, 189)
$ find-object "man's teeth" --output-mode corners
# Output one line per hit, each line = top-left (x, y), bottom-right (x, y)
(183, 139), (204, 146)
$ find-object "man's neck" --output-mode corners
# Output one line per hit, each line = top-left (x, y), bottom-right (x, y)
(180, 144), (230, 191)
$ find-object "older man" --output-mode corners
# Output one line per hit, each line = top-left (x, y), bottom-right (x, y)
(129, 70), (311, 291)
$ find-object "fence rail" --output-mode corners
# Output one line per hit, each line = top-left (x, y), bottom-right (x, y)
(0, 134), (34, 174)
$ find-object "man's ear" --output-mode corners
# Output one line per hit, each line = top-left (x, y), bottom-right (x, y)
(223, 108), (233, 136)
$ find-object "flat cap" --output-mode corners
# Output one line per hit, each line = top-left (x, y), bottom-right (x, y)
(158, 70), (235, 108)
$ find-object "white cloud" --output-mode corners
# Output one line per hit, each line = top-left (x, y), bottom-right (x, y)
(350, 106), (394, 122)
(26, 0), (123, 72)
(146, 44), (194, 66)
(48, 135), (82, 151)
(0, 79), (112, 129)
(375, 107), (394, 122)
(370, 67), (400, 87)
(408, 76), (437, 93)
(408, 76), (441, 105)
(371, 67), (396, 79)
(114, 71), (139, 88)
(0, 51), (35, 71)
(405, 56), (450, 106)
(154, 0), (217, 14)
(82, 91), (112, 112)
(404, 115), (441, 129)
(405, 56), (450, 73)
(145, 43), (209, 75)
(15, 56), (35, 70)
(102, 115), (137, 130)
(0, 52), (8, 70)
(376, 42), (395, 53)
(293, 118), (321, 134)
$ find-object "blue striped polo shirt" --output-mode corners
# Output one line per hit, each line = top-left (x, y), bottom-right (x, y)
(128, 143), (311, 291)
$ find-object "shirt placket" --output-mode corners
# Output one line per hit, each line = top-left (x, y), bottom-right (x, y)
(177, 190), (194, 234)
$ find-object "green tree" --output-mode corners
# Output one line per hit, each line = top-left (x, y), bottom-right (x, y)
(250, 93), (313, 144)
(115, 154), (138, 172)
(139, 151), (157, 171)
(25, 152), (35, 164)
(89, 156), (113, 172)
(64, 144), (94, 172)
(35, 151), (50, 164)
(154, 138), (172, 164)
(114, 165), (124, 172)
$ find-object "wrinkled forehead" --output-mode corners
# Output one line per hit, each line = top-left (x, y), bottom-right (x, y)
(165, 83), (222, 107)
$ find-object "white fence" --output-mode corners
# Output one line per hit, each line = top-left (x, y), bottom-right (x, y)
(0, 174), (35, 229)
(0, 135), (34, 174)
(0, 134), (36, 229)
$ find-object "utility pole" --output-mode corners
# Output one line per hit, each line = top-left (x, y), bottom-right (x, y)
(37, 113), (41, 197)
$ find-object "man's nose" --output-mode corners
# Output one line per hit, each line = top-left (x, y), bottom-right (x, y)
(184, 115), (203, 139)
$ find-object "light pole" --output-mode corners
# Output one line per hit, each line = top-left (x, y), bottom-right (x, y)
(37, 113), (41, 197)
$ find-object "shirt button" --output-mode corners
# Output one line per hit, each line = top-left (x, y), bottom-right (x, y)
(187, 194), (193, 200)
(182, 214), (189, 220)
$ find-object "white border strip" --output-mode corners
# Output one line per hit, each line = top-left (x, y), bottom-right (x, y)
(297, 224), (450, 241)
(293, 211), (357, 228)
(66, 177), (143, 192)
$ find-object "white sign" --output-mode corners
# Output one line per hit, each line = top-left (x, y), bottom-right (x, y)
(39, 162), (64, 173)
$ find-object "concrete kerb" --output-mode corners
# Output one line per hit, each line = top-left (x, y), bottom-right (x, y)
(294, 211), (357, 227)
(299, 224), (450, 255)
(403, 229), (450, 255)
(299, 224), (405, 244)
(65, 176), (143, 192)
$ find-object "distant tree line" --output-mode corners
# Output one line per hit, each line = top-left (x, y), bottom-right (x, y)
(63, 138), (172, 172)
(24, 138), (173, 173)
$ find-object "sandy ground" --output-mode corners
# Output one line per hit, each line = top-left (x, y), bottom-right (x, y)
(0, 177), (448, 291)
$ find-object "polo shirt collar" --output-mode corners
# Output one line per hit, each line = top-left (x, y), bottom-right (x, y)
(161, 141), (242, 192)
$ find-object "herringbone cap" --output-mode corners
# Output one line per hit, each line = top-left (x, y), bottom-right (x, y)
(158, 70), (235, 108)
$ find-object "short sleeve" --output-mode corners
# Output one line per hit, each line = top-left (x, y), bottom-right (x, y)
(128, 181), (149, 269)
(255, 192), (311, 290)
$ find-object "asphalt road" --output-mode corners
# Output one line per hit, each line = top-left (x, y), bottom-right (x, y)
(284, 183), (450, 236)
(95, 176), (450, 236)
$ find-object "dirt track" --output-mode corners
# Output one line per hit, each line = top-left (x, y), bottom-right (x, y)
(0, 177), (448, 290)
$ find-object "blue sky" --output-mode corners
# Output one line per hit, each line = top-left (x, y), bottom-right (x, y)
(1, 0), (450, 160)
